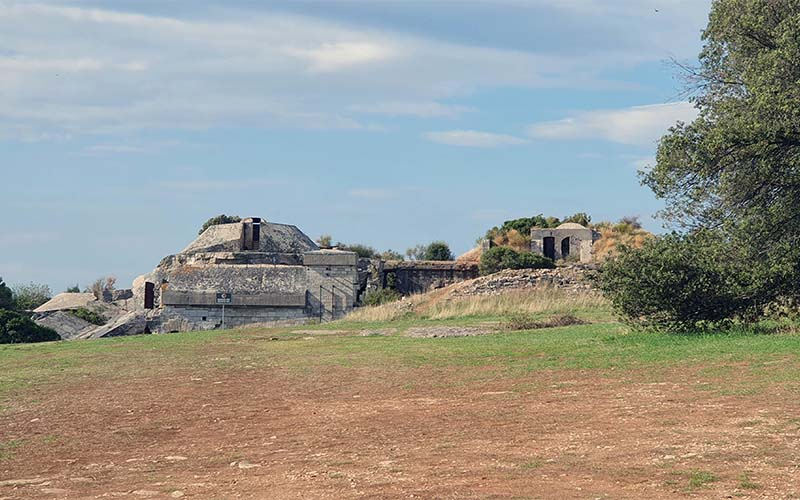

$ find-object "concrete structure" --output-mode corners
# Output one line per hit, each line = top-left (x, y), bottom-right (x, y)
(531, 223), (599, 263)
(134, 218), (360, 332)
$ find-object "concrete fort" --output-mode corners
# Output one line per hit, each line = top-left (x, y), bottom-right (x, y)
(132, 217), (477, 333)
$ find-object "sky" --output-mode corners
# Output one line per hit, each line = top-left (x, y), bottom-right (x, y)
(0, 0), (712, 293)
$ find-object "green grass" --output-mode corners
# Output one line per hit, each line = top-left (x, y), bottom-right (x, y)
(687, 469), (718, 489)
(2, 315), (800, 404)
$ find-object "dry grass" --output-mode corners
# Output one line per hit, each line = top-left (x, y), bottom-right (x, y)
(345, 288), (609, 323)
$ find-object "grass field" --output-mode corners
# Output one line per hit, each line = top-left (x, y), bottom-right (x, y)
(2, 293), (800, 498)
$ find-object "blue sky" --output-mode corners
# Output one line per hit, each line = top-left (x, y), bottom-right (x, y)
(0, 0), (711, 292)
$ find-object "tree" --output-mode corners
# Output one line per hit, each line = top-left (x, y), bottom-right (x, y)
(86, 276), (116, 301)
(597, 232), (771, 332)
(316, 234), (332, 248)
(479, 247), (554, 275)
(423, 241), (454, 261)
(198, 214), (242, 235)
(0, 309), (60, 344)
(65, 284), (81, 293)
(642, 0), (800, 300)
(562, 212), (592, 227)
(379, 249), (404, 261)
(11, 282), (51, 311)
(337, 243), (377, 259)
(0, 277), (13, 310)
(405, 244), (428, 261)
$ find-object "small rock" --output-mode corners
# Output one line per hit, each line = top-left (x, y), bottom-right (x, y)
(237, 461), (261, 469)
(170, 491), (185, 498)
(165, 456), (187, 461)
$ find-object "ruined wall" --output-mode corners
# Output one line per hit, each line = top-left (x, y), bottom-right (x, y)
(382, 261), (479, 295)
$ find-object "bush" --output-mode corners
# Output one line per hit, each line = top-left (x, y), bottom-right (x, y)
(596, 232), (769, 332)
(0, 277), (13, 310)
(423, 241), (453, 261)
(479, 247), (554, 275)
(362, 288), (401, 307)
(11, 282), (51, 311)
(70, 307), (106, 325)
(65, 284), (81, 293)
(198, 214), (241, 235)
(0, 309), (60, 344)
(337, 243), (377, 259)
(501, 313), (586, 331)
(87, 276), (116, 300)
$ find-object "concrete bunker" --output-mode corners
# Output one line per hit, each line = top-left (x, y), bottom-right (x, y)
(531, 223), (599, 263)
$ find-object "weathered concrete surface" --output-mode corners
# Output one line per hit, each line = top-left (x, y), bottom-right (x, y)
(33, 293), (97, 313)
(181, 220), (318, 255)
(80, 311), (148, 339)
(33, 311), (96, 340)
(448, 266), (595, 298)
(382, 260), (479, 295)
(531, 223), (600, 263)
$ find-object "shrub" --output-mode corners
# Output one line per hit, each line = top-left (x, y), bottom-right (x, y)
(596, 232), (770, 332)
(65, 284), (81, 293)
(423, 241), (454, 261)
(70, 307), (106, 325)
(337, 243), (377, 259)
(379, 249), (404, 261)
(87, 276), (116, 300)
(362, 288), (401, 307)
(479, 247), (554, 275)
(0, 278), (13, 310)
(501, 312), (586, 331)
(198, 214), (241, 235)
(316, 234), (332, 248)
(11, 282), (51, 311)
(0, 309), (60, 344)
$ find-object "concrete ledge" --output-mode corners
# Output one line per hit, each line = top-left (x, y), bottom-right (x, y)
(162, 290), (307, 307)
(304, 250), (357, 267)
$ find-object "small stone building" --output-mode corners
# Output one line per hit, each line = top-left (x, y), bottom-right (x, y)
(530, 223), (599, 263)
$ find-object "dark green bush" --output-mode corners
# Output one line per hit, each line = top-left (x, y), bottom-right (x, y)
(0, 309), (60, 344)
(479, 247), (554, 275)
(338, 243), (377, 259)
(596, 232), (770, 332)
(70, 307), (107, 325)
(362, 288), (401, 307)
(423, 241), (454, 261)
(0, 277), (12, 310)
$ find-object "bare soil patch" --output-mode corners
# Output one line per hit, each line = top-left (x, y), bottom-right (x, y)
(2, 360), (800, 499)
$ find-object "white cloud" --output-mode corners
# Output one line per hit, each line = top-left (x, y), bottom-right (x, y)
(425, 130), (529, 148)
(528, 102), (698, 145)
(0, 3), (697, 142)
(286, 41), (396, 73)
(354, 101), (475, 119)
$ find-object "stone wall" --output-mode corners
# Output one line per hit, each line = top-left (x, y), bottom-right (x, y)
(448, 265), (595, 298)
(382, 261), (479, 295)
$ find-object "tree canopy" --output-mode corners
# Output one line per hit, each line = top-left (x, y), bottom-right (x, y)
(643, 0), (800, 296)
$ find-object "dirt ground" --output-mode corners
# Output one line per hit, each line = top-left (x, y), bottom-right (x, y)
(2, 360), (800, 499)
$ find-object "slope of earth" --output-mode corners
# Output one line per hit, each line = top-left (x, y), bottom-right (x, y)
(2, 318), (800, 498)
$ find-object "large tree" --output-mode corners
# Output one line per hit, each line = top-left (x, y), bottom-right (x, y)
(643, 0), (800, 296)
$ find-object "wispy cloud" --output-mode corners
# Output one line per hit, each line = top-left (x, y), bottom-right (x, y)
(528, 102), (698, 146)
(348, 188), (397, 200)
(354, 101), (475, 119)
(425, 130), (529, 148)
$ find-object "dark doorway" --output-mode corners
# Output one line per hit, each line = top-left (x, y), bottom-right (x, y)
(543, 237), (556, 260)
(561, 237), (570, 259)
(144, 282), (155, 309)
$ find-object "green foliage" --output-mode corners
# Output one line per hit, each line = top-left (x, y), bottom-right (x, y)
(423, 241), (454, 261)
(642, 0), (800, 302)
(337, 243), (377, 259)
(65, 284), (81, 293)
(562, 212), (592, 227)
(379, 249), (404, 261)
(405, 244), (428, 261)
(0, 278), (13, 310)
(11, 282), (51, 311)
(596, 232), (773, 332)
(69, 308), (106, 326)
(0, 309), (60, 344)
(362, 288), (401, 307)
(316, 234), (332, 248)
(198, 214), (241, 235)
(479, 247), (554, 275)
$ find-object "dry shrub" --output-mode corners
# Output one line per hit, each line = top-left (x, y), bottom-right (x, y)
(501, 313), (586, 331)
